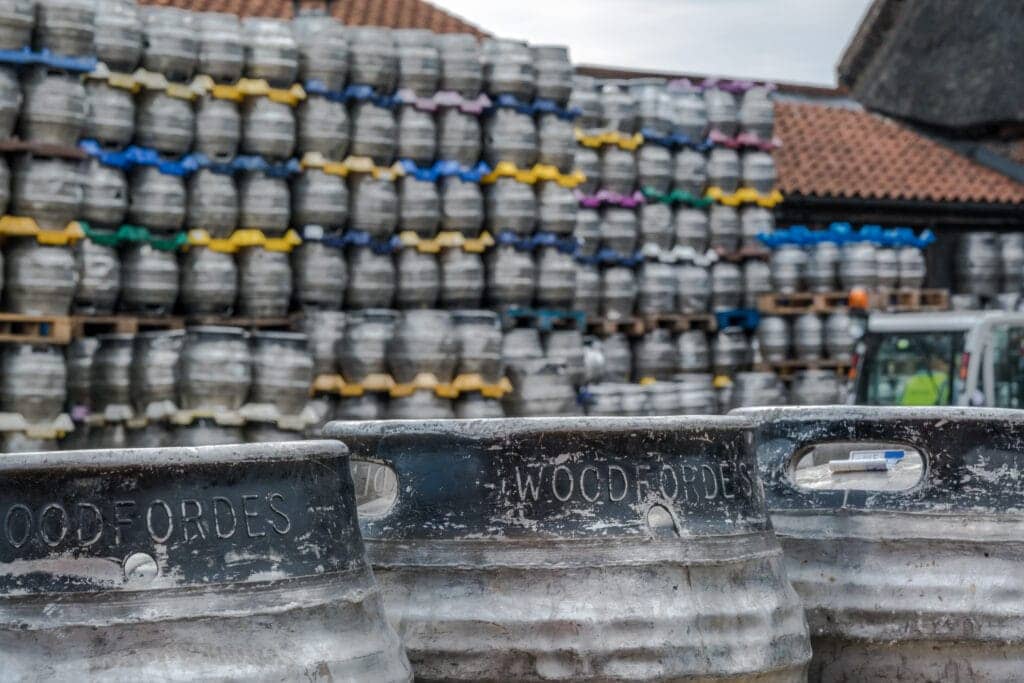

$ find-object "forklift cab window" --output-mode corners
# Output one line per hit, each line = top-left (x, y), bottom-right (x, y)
(859, 332), (964, 406)
(989, 325), (1024, 408)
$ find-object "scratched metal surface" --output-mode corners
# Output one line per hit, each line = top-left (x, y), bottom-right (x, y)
(738, 406), (1024, 682)
(0, 440), (412, 682)
(325, 417), (811, 682)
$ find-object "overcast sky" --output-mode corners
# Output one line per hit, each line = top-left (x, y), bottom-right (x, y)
(432, 0), (874, 86)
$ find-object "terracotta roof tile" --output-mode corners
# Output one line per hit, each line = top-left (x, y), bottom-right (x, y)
(331, 0), (487, 36)
(138, 0), (292, 17)
(775, 102), (1024, 205)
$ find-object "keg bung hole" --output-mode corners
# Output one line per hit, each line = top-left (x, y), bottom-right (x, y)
(646, 504), (680, 538)
(350, 459), (399, 517)
(791, 442), (924, 492)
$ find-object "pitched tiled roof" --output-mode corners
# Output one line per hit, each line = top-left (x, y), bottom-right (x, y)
(332, 0), (487, 36)
(137, 0), (488, 34)
(774, 102), (1024, 205)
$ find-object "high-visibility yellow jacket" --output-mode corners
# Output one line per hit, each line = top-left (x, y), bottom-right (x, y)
(900, 370), (949, 406)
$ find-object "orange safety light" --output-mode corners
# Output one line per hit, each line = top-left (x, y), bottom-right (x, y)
(848, 287), (870, 311)
(959, 352), (971, 382)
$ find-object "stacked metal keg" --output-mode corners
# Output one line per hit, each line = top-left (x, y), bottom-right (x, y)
(65, 325), (317, 448)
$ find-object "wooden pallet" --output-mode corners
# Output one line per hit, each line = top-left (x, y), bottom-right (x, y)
(588, 313), (717, 336)
(754, 358), (852, 379)
(0, 313), (73, 344)
(70, 315), (186, 338)
(713, 245), (771, 263)
(757, 291), (850, 315)
(0, 137), (88, 160)
(185, 315), (296, 330)
(872, 288), (949, 312)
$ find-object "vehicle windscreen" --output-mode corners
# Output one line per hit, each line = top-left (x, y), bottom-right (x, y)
(857, 331), (965, 406)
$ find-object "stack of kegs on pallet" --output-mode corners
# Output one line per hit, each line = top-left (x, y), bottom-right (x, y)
(568, 76), (780, 411)
(954, 231), (1024, 311)
(0, 0), (96, 317)
(747, 223), (934, 406)
(64, 325), (317, 449)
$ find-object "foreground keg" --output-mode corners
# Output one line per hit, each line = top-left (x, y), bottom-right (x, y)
(742, 407), (1024, 682)
(483, 108), (538, 169)
(178, 326), (250, 412)
(0, 441), (412, 680)
(327, 417), (810, 680)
